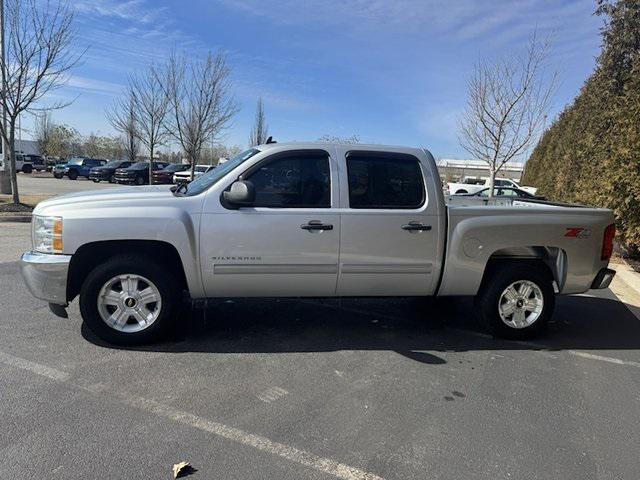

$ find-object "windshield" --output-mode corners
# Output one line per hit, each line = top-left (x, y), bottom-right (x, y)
(129, 162), (149, 169)
(163, 164), (189, 172)
(104, 160), (123, 168)
(67, 158), (85, 165)
(182, 149), (260, 196)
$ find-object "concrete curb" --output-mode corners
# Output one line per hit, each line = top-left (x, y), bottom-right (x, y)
(612, 260), (640, 298)
(0, 214), (31, 223)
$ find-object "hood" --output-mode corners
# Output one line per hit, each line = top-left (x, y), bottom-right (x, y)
(34, 185), (175, 215)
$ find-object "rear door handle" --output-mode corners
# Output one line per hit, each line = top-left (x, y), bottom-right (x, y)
(301, 220), (333, 231)
(402, 222), (432, 231)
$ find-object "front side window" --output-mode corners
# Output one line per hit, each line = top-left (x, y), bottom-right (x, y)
(347, 153), (425, 209)
(246, 152), (330, 208)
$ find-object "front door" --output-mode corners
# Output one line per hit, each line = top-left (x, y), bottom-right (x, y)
(337, 150), (441, 296)
(200, 149), (340, 297)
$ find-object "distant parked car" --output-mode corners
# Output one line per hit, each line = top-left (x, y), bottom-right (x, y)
(448, 177), (538, 195)
(89, 160), (134, 183)
(173, 164), (214, 184)
(54, 157), (107, 180)
(23, 154), (47, 172)
(114, 161), (170, 185)
(458, 187), (546, 200)
(151, 163), (190, 184)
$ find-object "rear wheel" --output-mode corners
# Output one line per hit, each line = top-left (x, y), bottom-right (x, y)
(68, 169), (78, 180)
(54, 173), (63, 179)
(135, 175), (145, 185)
(109, 174), (116, 183)
(476, 264), (555, 339)
(22, 164), (33, 174)
(80, 255), (181, 345)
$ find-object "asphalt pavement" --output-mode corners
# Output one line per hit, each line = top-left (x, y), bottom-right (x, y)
(1, 224), (640, 479)
(16, 172), (119, 196)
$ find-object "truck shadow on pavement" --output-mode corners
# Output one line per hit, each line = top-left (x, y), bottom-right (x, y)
(82, 293), (640, 365)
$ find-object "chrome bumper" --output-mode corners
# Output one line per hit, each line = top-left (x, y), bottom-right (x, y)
(20, 252), (72, 305)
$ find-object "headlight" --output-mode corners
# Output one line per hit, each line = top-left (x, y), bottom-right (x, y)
(32, 215), (63, 253)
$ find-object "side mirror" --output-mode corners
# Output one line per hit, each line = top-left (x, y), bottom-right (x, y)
(223, 180), (255, 208)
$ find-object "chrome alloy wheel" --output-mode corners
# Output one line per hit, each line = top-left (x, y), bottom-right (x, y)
(498, 280), (544, 329)
(97, 274), (162, 333)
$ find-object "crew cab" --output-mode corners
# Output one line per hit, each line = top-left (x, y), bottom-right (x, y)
(20, 143), (616, 345)
(448, 177), (537, 195)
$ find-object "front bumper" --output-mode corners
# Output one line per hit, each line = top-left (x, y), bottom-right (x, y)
(20, 252), (72, 305)
(591, 268), (616, 290)
(115, 176), (137, 184)
(89, 171), (110, 181)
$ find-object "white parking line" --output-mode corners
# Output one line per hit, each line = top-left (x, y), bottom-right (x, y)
(0, 350), (70, 381)
(257, 386), (289, 403)
(0, 350), (384, 480)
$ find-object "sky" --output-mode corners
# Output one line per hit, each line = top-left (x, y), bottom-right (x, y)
(22, 0), (605, 160)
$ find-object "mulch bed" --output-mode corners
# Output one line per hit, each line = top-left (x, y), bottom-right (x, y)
(0, 202), (33, 213)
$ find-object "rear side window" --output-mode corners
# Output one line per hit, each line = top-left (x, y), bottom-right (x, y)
(246, 152), (331, 208)
(346, 153), (425, 209)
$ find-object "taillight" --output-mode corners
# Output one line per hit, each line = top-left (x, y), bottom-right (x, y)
(601, 223), (615, 260)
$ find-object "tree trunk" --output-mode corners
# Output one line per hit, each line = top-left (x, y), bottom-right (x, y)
(488, 166), (496, 199)
(8, 126), (19, 204)
(149, 145), (154, 185)
(189, 151), (196, 181)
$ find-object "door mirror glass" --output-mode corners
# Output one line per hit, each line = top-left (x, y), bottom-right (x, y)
(223, 180), (255, 208)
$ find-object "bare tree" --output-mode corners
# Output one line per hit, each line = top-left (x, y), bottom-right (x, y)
(248, 97), (268, 146)
(106, 91), (140, 163)
(0, 0), (80, 203)
(34, 112), (54, 158)
(129, 66), (170, 184)
(317, 134), (360, 144)
(458, 33), (556, 197)
(160, 51), (238, 181)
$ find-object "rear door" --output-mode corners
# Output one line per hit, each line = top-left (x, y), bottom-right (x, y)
(337, 149), (441, 296)
(200, 148), (341, 297)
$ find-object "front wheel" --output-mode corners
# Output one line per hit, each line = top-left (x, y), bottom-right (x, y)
(475, 264), (555, 339)
(22, 164), (33, 174)
(68, 169), (78, 180)
(135, 175), (145, 185)
(80, 255), (181, 345)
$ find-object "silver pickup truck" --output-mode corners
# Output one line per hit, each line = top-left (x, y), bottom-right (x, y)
(20, 143), (616, 344)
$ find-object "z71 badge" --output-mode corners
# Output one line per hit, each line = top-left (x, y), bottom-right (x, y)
(564, 227), (591, 238)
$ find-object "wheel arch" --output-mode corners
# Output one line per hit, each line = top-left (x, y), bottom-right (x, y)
(479, 246), (567, 294)
(67, 240), (189, 303)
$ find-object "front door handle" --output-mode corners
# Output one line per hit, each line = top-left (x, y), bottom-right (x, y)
(402, 222), (432, 232)
(301, 220), (333, 231)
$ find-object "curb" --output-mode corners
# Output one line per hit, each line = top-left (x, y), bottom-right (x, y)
(0, 214), (31, 223)
(612, 260), (640, 298)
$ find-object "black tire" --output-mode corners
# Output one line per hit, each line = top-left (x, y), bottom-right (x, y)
(22, 164), (33, 174)
(92, 178), (100, 183)
(68, 169), (78, 180)
(475, 264), (555, 339)
(135, 175), (145, 186)
(80, 255), (181, 345)
(109, 174), (116, 184)
(54, 173), (63, 179)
